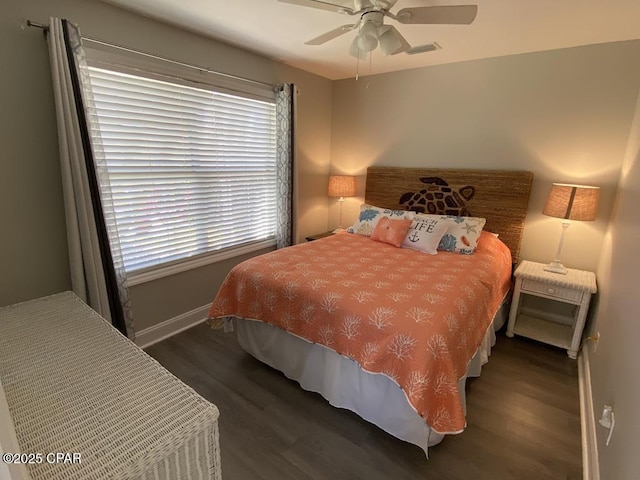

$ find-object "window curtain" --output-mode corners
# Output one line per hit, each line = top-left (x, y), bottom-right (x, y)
(47, 18), (134, 339)
(275, 83), (296, 248)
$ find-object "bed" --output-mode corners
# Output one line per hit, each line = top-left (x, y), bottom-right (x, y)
(208, 167), (533, 456)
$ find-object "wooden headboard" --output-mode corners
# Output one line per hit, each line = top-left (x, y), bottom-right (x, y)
(365, 167), (534, 262)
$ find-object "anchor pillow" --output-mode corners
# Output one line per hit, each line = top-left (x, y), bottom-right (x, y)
(401, 216), (450, 255)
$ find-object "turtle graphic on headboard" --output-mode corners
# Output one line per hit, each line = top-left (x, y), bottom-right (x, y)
(399, 177), (476, 215)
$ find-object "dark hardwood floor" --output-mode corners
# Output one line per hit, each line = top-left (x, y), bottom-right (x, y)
(146, 323), (581, 480)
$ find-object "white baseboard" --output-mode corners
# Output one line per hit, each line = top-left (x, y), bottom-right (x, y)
(578, 347), (599, 480)
(135, 304), (210, 349)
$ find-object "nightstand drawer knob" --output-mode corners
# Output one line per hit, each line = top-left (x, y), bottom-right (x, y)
(547, 288), (555, 294)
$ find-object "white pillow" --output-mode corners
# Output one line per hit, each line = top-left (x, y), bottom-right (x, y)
(416, 214), (487, 254)
(401, 216), (449, 255)
(347, 204), (415, 237)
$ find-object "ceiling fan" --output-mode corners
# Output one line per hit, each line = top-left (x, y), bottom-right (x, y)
(279, 0), (478, 59)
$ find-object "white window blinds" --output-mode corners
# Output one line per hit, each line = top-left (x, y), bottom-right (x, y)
(86, 66), (278, 274)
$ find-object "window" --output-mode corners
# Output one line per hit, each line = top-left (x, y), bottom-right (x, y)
(85, 66), (278, 277)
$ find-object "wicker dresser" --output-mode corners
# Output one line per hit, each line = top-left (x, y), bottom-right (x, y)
(0, 292), (222, 480)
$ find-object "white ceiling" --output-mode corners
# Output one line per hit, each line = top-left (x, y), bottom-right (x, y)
(99, 0), (640, 80)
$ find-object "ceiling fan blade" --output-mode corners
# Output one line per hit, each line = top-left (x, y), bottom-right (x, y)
(395, 5), (478, 25)
(378, 25), (410, 55)
(278, 0), (355, 15)
(406, 42), (441, 55)
(373, 0), (398, 9)
(305, 24), (357, 45)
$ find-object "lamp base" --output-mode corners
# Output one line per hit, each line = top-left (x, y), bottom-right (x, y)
(544, 260), (568, 275)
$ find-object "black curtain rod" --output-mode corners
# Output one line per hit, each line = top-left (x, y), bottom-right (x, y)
(26, 19), (275, 90)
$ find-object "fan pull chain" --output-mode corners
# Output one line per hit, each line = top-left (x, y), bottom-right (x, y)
(365, 52), (373, 88)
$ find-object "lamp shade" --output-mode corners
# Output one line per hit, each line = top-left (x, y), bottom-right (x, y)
(328, 175), (356, 198)
(542, 183), (600, 221)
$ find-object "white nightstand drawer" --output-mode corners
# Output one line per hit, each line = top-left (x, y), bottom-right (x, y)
(521, 279), (584, 303)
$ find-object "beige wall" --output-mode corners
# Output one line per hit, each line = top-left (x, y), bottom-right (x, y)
(590, 87), (640, 479)
(331, 41), (640, 271)
(0, 0), (332, 331)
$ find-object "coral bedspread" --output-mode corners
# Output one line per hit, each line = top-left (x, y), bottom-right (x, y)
(208, 231), (511, 434)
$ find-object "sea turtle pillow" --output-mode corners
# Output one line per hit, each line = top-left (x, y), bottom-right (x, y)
(415, 214), (486, 254)
(347, 204), (415, 237)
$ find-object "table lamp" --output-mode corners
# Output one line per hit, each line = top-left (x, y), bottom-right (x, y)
(542, 183), (600, 274)
(328, 175), (356, 232)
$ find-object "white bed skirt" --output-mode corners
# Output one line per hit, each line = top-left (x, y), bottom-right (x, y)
(235, 301), (508, 457)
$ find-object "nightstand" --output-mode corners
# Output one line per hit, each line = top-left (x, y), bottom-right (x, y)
(506, 260), (597, 359)
(305, 230), (335, 242)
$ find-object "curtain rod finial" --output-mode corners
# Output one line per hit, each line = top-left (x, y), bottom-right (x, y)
(25, 19), (49, 32)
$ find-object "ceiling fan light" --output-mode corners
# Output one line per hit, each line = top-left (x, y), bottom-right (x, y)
(359, 20), (378, 39)
(356, 33), (378, 52)
(356, 20), (379, 52)
(379, 29), (402, 55)
(349, 36), (368, 60)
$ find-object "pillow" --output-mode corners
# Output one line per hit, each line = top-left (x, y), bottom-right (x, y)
(476, 230), (503, 252)
(416, 214), (487, 254)
(371, 217), (413, 247)
(347, 204), (415, 237)
(401, 216), (449, 255)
